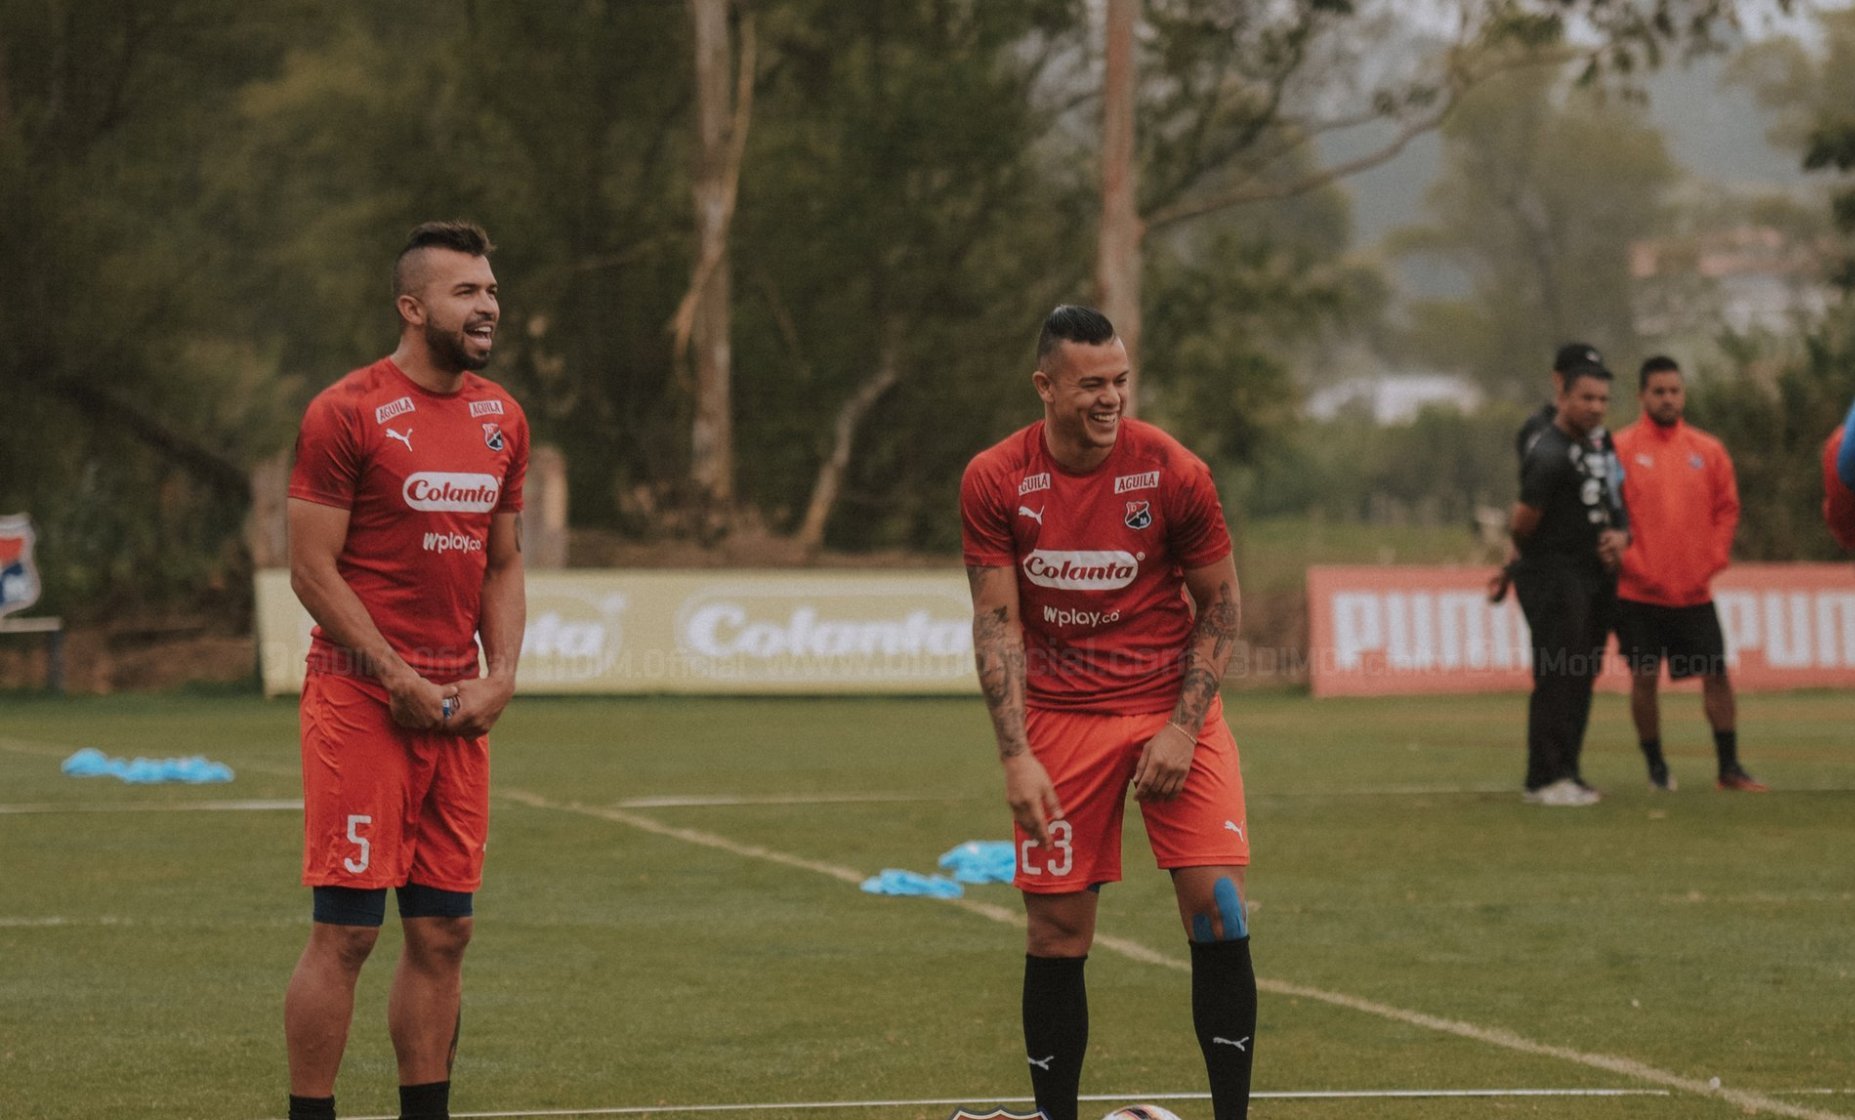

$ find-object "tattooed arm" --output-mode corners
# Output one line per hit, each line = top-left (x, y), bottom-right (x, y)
(1132, 554), (1242, 802)
(967, 564), (1062, 846)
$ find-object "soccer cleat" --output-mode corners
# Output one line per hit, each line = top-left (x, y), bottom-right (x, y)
(1717, 767), (1769, 792)
(1647, 759), (1676, 791)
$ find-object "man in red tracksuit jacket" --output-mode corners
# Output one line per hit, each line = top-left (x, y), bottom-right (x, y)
(1614, 355), (1766, 793)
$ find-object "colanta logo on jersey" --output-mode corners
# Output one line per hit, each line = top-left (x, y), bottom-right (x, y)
(375, 396), (415, 424)
(403, 472), (501, 512)
(1021, 549), (1139, 590)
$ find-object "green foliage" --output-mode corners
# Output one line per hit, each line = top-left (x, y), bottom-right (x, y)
(0, 0), (312, 617)
(1143, 216), (1385, 468)
(0, 0), (1825, 617)
(1683, 324), (1855, 561)
(1240, 403), (1528, 530)
(729, 0), (1093, 551)
(1391, 65), (1679, 399)
(1731, 6), (1855, 288)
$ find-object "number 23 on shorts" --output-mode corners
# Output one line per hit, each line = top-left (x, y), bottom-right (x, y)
(1019, 819), (1074, 877)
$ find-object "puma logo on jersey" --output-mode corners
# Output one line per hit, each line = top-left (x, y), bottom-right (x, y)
(386, 428), (413, 451)
(1018, 505), (1044, 525)
(1224, 820), (1245, 841)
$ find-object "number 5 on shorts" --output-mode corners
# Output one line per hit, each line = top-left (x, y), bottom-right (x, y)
(343, 814), (373, 874)
(1019, 819), (1074, 877)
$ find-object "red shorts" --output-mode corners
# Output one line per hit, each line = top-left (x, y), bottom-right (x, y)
(299, 671), (491, 892)
(1014, 694), (1248, 893)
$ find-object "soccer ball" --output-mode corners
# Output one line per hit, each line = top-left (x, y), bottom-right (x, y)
(1100, 1107), (1185, 1120)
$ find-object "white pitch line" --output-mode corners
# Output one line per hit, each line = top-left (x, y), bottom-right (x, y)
(618, 792), (944, 809)
(503, 787), (1854, 1120)
(502, 791), (869, 887)
(0, 799), (301, 815)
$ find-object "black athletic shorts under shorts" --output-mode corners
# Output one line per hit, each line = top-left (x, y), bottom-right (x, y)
(1615, 598), (1727, 680)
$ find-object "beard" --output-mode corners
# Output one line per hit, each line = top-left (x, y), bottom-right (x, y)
(425, 317), (491, 373)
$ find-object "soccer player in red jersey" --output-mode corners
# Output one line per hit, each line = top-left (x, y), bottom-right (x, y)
(961, 306), (1254, 1120)
(1825, 425), (1855, 552)
(282, 222), (528, 1120)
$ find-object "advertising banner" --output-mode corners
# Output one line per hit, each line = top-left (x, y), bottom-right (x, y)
(254, 569), (978, 696)
(1307, 564), (1855, 697)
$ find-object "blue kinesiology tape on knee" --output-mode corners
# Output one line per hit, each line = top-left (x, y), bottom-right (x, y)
(1214, 875), (1248, 940)
(1192, 913), (1215, 942)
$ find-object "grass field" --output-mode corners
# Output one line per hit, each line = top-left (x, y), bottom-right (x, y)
(1, 687), (1851, 1120)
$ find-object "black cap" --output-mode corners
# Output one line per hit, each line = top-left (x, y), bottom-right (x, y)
(1553, 342), (1605, 374)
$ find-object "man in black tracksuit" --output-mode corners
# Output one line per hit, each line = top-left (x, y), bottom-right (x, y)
(1509, 358), (1630, 806)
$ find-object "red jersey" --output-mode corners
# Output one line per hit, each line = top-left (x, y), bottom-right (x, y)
(289, 357), (529, 682)
(1826, 427), (1855, 552)
(1614, 417), (1737, 607)
(961, 419), (1232, 714)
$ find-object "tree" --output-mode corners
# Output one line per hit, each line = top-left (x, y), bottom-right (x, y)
(729, 0), (1090, 551)
(1087, 0), (1777, 404)
(0, 0), (316, 616)
(1389, 65), (1679, 397)
(1097, 0), (1144, 400)
(1733, 5), (1855, 289)
(673, 0), (756, 537)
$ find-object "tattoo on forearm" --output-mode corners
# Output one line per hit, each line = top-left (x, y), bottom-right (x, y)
(968, 568), (1030, 760)
(1172, 579), (1241, 731)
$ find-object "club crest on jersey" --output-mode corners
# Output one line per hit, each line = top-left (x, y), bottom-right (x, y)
(1689, 452), (1704, 470)
(1114, 470), (1159, 493)
(469, 399), (505, 418)
(1124, 500), (1152, 530)
(482, 422), (506, 451)
(0, 513), (44, 619)
(374, 396), (415, 424)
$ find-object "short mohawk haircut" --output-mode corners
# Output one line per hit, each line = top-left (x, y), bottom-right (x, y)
(394, 220), (494, 296)
(1037, 305), (1116, 365)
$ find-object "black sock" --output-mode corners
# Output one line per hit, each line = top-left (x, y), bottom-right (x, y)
(1714, 730), (1739, 774)
(1022, 954), (1087, 1120)
(288, 1095), (335, 1120)
(1191, 938), (1257, 1120)
(1640, 738), (1668, 784)
(399, 1080), (449, 1120)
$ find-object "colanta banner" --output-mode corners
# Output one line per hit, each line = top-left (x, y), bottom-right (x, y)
(254, 569), (978, 696)
(1307, 564), (1855, 697)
